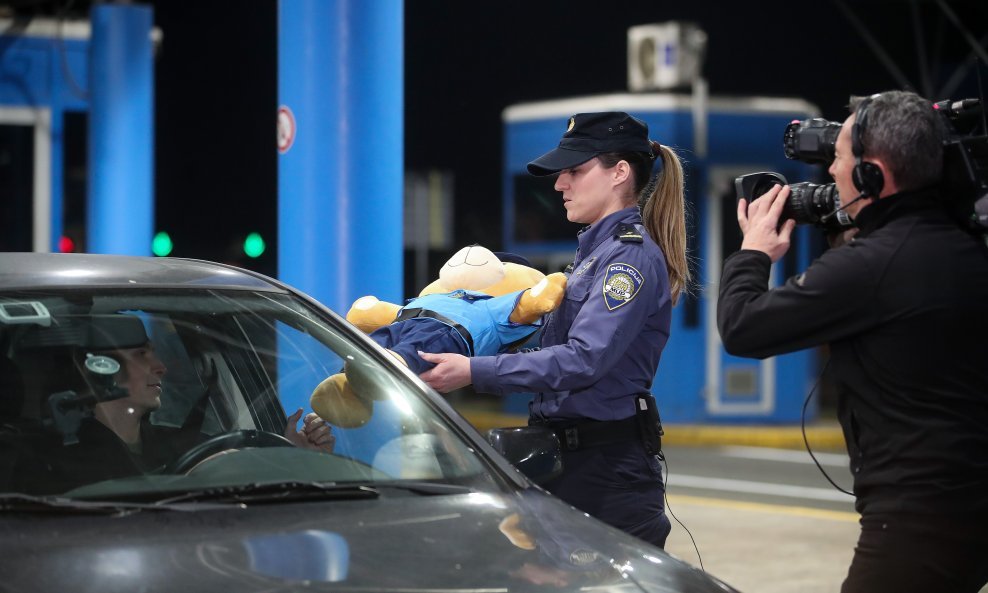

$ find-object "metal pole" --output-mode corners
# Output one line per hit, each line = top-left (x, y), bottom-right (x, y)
(277, 0), (404, 314)
(87, 3), (154, 255)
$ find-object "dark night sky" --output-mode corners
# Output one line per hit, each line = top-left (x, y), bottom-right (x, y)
(138, 0), (987, 282)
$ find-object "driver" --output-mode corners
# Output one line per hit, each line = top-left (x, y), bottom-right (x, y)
(41, 339), (335, 493)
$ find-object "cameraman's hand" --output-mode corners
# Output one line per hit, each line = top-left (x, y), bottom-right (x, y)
(738, 184), (797, 263)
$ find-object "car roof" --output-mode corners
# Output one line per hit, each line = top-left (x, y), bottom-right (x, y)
(0, 253), (284, 292)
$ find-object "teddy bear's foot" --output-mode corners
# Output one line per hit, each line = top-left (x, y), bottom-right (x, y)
(346, 296), (402, 334)
(310, 373), (372, 428)
(342, 351), (408, 403)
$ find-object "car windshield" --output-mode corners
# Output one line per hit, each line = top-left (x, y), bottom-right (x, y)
(0, 288), (495, 502)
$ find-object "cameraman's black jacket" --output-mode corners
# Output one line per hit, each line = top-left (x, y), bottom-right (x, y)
(718, 188), (988, 516)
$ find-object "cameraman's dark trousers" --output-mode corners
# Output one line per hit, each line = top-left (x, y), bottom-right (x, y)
(841, 512), (988, 593)
(537, 414), (671, 549)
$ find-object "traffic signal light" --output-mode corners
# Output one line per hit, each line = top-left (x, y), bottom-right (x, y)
(243, 232), (265, 258)
(152, 231), (173, 257)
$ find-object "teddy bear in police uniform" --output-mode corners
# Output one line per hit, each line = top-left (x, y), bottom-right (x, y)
(310, 245), (567, 428)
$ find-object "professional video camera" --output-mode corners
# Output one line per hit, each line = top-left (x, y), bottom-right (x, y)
(734, 172), (851, 233)
(736, 97), (988, 233)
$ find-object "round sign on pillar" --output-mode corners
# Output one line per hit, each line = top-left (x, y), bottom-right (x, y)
(277, 105), (296, 154)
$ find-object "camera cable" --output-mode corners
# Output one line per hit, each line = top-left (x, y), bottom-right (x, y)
(660, 454), (705, 572)
(801, 358), (854, 497)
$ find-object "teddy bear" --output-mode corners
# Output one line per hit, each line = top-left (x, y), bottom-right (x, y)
(310, 245), (567, 428)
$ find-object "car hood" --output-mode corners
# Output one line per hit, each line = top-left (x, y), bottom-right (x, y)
(0, 487), (738, 593)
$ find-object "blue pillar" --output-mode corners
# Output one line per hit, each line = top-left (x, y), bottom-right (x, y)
(87, 4), (154, 255)
(277, 0), (404, 314)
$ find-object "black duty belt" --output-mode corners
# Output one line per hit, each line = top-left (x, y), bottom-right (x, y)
(543, 416), (641, 451)
(394, 307), (475, 356)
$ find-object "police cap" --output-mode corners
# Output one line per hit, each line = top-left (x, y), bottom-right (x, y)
(527, 112), (653, 176)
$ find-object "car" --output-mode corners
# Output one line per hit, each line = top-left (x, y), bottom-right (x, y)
(0, 252), (739, 592)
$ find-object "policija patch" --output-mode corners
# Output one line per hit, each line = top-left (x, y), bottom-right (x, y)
(602, 263), (644, 310)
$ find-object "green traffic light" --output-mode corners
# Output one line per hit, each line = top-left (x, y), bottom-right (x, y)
(152, 231), (173, 257)
(244, 232), (266, 258)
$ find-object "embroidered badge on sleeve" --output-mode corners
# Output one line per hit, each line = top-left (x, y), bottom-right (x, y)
(602, 263), (644, 311)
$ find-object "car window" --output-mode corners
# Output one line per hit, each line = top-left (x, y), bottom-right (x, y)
(0, 289), (492, 500)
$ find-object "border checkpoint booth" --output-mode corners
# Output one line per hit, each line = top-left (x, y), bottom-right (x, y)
(501, 92), (826, 424)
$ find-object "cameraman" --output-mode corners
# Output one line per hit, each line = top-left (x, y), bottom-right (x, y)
(718, 90), (988, 593)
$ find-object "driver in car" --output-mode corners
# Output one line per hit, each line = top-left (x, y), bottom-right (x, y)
(43, 338), (335, 492)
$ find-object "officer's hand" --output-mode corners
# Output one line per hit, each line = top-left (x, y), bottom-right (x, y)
(417, 351), (472, 393)
(738, 184), (797, 263)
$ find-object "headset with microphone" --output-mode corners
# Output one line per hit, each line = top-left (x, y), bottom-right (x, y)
(851, 93), (885, 198)
(821, 93), (884, 225)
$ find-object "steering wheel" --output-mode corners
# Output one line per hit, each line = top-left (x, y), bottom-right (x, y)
(167, 429), (295, 474)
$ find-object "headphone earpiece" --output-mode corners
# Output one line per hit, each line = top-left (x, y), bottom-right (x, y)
(852, 161), (884, 197)
(851, 94), (884, 198)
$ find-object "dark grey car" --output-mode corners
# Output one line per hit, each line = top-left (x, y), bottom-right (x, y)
(0, 252), (738, 592)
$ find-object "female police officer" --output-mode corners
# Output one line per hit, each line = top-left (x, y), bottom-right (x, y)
(420, 112), (689, 548)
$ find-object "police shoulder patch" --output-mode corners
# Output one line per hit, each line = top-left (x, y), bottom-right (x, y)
(602, 262), (644, 311)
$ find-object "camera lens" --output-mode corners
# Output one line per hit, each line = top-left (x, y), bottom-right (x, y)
(783, 118), (842, 164)
(784, 182), (851, 232)
(784, 182), (836, 222)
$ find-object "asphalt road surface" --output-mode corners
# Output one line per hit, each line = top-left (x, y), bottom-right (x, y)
(661, 444), (859, 593)
(660, 444), (988, 593)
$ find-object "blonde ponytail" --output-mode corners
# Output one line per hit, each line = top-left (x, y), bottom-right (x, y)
(640, 144), (691, 304)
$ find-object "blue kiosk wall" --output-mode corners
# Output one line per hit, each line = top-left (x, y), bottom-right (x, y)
(502, 93), (823, 424)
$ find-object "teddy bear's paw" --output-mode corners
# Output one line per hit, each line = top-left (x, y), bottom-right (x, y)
(310, 373), (372, 428)
(509, 273), (567, 324)
(534, 272), (567, 306)
(516, 272), (568, 319)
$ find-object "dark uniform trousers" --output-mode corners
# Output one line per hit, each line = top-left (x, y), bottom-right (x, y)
(542, 438), (671, 549)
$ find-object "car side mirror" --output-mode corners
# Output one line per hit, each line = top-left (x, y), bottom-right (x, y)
(486, 426), (562, 484)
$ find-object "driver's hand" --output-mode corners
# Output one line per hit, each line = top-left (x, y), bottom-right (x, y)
(285, 408), (336, 454)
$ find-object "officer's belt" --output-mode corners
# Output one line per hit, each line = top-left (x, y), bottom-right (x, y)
(544, 416), (640, 451)
(394, 307), (475, 356)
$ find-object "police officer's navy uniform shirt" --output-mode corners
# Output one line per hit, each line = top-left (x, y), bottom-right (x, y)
(472, 207), (671, 422)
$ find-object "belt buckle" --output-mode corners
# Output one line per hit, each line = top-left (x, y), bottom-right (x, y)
(563, 427), (579, 451)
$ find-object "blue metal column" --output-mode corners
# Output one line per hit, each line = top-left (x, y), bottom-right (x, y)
(87, 4), (154, 255)
(277, 0), (404, 314)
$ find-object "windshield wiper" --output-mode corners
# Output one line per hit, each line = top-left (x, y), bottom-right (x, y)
(54, 480), (474, 508)
(373, 481), (474, 496)
(0, 493), (228, 515)
(150, 481), (382, 505)
(149, 480), (473, 505)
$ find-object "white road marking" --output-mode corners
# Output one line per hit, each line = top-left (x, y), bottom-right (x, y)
(720, 445), (848, 467)
(668, 474), (854, 503)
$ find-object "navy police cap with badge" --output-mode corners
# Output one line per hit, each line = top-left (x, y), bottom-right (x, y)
(527, 112), (654, 176)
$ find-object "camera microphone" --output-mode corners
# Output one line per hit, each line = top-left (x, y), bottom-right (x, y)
(820, 192), (870, 225)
